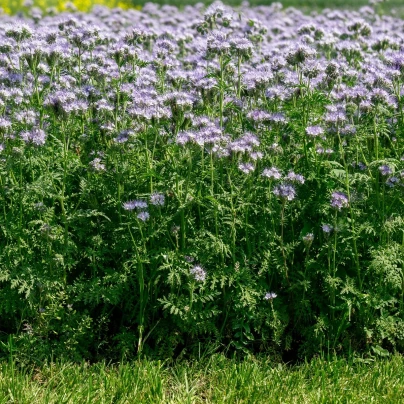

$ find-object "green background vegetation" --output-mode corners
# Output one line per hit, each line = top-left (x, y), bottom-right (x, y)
(133, 0), (401, 9)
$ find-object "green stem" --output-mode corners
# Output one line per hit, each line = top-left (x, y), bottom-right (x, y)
(280, 201), (290, 285)
(332, 210), (338, 324)
(219, 54), (224, 129)
(338, 132), (361, 289)
(237, 55), (242, 98)
(128, 224), (146, 355)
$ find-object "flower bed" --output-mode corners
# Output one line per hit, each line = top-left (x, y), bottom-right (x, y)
(0, 1), (403, 361)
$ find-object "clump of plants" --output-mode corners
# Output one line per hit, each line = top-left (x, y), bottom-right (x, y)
(0, 1), (403, 362)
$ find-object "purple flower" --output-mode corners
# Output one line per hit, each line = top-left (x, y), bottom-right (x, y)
(89, 158), (105, 171)
(268, 112), (288, 124)
(0, 118), (12, 133)
(330, 191), (349, 210)
(286, 171), (305, 184)
(322, 224), (333, 234)
(250, 151), (263, 161)
(184, 255), (194, 263)
(262, 167), (282, 180)
(20, 129), (46, 146)
(114, 132), (130, 144)
(286, 43), (316, 66)
(273, 184), (296, 201)
(123, 200), (148, 211)
(340, 125), (356, 135)
(150, 193), (165, 206)
(264, 292), (277, 300)
(243, 69), (273, 91)
(306, 125), (324, 137)
(137, 211), (150, 222)
(230, 36), (253, 56)
(190, 265), (206, 282)
(325, 105), (347, 125)
(386, 177), (399, 187)
(371, 88), (395, 107)
(238, 162), (255, 174)
(358, 162), (367, 171)
(379, 165), (392, 176)
(207, 31), (231, 56)
(247, 109), (272, 123)
(229, 133), (260, 153)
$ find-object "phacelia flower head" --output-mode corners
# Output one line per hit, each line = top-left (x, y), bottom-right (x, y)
(150, 192), (165, 206)
(238, 162), (255, 174)
(379, 165), (392, 176)
(89, 157), (105, 171)
(321, 224), (333, 234)
(20, 128), (46, 146)
(190, 265), (206, 282)
(137, 211), (150, 222)
(262, 167), (282, 180)
(330, 191), (349, 210)
(184, 255), (194, 263)
(264, 292), (277, 300)
(306, 125), (324, 137)
(123, 199), (148, 211)
(286, 43), (316, 66)
(273, 184), (296, 201)
(386, 176), (399, 187)
(358, 162), (367, 171)
(0, 118), (11, 134)
(286, 171), (305, 184)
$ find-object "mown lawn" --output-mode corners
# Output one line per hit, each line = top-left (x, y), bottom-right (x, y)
(1, 353), (404, 403)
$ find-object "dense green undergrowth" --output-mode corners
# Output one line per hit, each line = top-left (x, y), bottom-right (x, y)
(1, 353), (404, 403)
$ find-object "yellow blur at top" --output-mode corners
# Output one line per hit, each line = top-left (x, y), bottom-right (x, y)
(1, 0), (141, 14)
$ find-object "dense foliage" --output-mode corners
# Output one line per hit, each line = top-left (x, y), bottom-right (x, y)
(0, 1), (404, 362)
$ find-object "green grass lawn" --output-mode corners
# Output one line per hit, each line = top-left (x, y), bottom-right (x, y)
(2, 353), (404, 403)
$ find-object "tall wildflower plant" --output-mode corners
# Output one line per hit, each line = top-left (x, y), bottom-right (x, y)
(0, 1), (403, 362)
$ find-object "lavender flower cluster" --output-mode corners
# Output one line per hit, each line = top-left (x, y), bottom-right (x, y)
(190, 264), (207, 282)
(2, 3), (403, 177)
(0, 2), (402, 186)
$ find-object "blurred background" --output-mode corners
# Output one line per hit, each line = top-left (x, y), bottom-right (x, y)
(0, 0), (402, 17)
